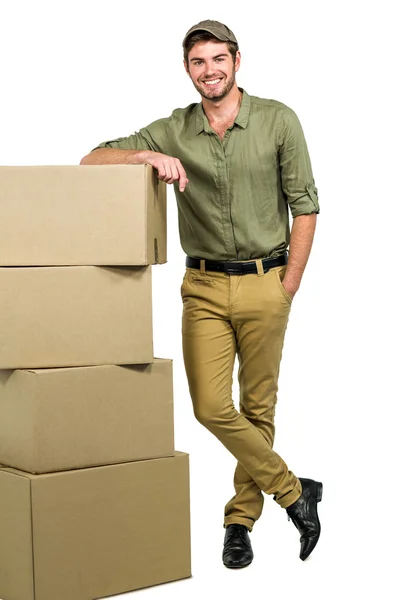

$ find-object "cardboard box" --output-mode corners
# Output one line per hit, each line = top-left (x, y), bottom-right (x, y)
(0, 165), (166, 266)
(0, 266), (153, 369)
(0, 359), (174, 473)
(0, 452), (191, 600)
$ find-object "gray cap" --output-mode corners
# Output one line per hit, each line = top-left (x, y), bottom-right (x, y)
(182, 19), (238, 48)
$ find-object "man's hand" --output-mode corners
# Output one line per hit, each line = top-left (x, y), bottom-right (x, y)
(139, 151), (189, 192)
(281, 280), (298, 300)
(282, 213), (317, 301)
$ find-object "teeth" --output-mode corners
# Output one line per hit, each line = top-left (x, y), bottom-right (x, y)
(204, 79), (221, 85)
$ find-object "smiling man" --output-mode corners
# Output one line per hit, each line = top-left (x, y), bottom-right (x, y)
(81, 19), (323, 567)
(187, 42), (237, 100)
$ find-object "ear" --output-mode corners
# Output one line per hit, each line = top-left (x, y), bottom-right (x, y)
(183, 59), (190, 76)
(234, 51), (241, 73)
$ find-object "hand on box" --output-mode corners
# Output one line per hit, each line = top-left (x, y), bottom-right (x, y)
(138, 151), (189, 192)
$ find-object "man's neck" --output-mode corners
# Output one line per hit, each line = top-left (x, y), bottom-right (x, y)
(201, 85), (242, 123)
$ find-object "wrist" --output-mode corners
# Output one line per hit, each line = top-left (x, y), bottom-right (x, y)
(282, 277), (300, 297)
(130, 150), (153, 164)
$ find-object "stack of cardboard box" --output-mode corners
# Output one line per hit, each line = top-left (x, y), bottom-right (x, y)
(0, 165), (191, 600)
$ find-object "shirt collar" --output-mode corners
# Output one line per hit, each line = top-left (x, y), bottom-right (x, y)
(195, 88), (251, 135)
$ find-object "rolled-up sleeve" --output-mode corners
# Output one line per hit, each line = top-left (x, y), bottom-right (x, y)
(278, 107), (320, 217)
(91, 118), (170, 154)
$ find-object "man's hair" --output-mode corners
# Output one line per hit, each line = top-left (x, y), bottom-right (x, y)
(183, 31), (239, 64)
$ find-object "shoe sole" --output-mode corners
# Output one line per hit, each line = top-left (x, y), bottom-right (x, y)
(223, 560), (253, 569)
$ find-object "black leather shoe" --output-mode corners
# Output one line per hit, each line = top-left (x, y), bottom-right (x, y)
(286, 478), (323, 561)
(222, 524), (254, 568)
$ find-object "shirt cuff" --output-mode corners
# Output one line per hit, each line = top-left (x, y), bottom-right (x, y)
(289, 183), (320, 217)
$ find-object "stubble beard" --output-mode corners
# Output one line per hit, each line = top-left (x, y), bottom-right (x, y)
(192, 66), (236, 102)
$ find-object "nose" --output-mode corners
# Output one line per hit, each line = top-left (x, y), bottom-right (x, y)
(204, 67), (217, 79)
(203, 62), (218, 78)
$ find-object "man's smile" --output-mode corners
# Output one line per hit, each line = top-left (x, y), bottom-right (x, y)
(203, 78), (223, 86)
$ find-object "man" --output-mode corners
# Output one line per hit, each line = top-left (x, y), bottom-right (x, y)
(81, 19), (323, 567)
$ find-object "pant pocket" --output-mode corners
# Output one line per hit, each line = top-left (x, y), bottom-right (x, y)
(273, 266), (292, 305)
(181, 269), (216, 298)
(180, 269), (190, 297)
(190, 276), (216, 286)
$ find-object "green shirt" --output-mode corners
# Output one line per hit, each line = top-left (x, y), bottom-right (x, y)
(94, 89), (319, 260)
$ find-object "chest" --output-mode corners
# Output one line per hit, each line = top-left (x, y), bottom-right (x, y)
(168, 120), (278, 177)
(209, 117), (236, 141)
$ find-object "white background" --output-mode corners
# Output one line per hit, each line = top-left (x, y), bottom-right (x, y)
(0, 0), (399, 598)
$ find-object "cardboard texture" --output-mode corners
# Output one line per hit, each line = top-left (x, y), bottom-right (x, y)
(0, 266), (153, 369)
(0, 164), (166, 266)
(0, 452), (191, 600)
(0, 359), (174, 473)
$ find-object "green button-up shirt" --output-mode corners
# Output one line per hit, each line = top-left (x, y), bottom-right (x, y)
(94, 89), (319, 260)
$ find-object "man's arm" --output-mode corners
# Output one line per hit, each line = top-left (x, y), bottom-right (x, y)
(80, 148), (189, 192)
(282, 213), (317, 299)
(80, 117), (189, 191)
(278, 106), (319, 297)
(80, 147), (145, 165)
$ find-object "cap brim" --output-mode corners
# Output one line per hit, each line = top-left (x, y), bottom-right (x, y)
(183, 27), (232, 46)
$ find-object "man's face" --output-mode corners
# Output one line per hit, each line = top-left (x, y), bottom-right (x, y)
(185, 41), (241, 102)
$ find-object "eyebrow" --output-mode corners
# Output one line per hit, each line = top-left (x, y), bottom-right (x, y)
(189, 53), (229, 62)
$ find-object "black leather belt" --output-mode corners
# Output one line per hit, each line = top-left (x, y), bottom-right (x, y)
(185, 253), (288, 275)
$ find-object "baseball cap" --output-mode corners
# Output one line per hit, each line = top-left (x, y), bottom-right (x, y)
(182, 19), (238, 47)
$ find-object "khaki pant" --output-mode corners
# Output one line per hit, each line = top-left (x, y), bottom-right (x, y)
(181, 261), (302, 532)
